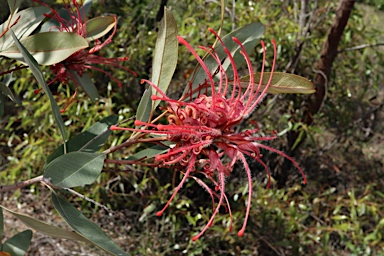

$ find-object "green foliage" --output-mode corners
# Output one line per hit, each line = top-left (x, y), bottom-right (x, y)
(150, 7), (178, 110)
(0, 208), (32, 256)
(50, 189), (128, 255)
(0, 0), (383, 255)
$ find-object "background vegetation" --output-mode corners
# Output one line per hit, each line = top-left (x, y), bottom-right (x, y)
(1, 0), (383, 255)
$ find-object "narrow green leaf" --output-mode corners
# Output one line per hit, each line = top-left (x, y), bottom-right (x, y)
(7, 0), (24, 16)
(136, 88), (152, 123)
(51, 190), (128, 256)
(1, 32), (89, 65)
(68, 71), (99, 102)
(332, 215), (349, 221)
(186, 22), (265, 96)
(151, 7), (178, 110)
(85, 16), (116, 41)
(125, 144), (169, 160)
(0, 82), (21, 105)
(0, 91), (4, 117)
(240, 72), (315, 94)
(2, 230), (32, 256)
(9, 30), (67, 152)
(0, 6), (50, 51)
(0, 205), (89, 243)
(45, 114), (118, 166)
(44, 152), (105, 188)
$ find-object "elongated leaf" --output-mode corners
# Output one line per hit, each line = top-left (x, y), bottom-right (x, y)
(0, 82), (21, 105)
(51, 190), (128, 256)
(151, 7), (178, 110)
(68, 71), (99, 102)
(125, 144), (169, 160)
(0, 89), (4, 117)
(9, 30), (67, 151)
(7, 0), (24, 16)
(240, 72), (315, 94)
(0, 205), (89, 243)
(186, 22), (265, 96)
(1, 32), (89, 65)
(0, 6), (50, 51)
(44, 152), (105, 188)
(2, 230), (32, 256)
(45, 115), (118, 166)
(136, 88), (152, 123)
(86, 16), (116, 41)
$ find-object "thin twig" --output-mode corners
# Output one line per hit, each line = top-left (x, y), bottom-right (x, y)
(338, 42), (384, 53)
(62, 187), (117, 216)
(0, 175), (44, 193)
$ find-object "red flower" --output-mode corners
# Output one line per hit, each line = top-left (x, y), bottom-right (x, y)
(35, 0), (136, 112)
(111, 29), (306, 240)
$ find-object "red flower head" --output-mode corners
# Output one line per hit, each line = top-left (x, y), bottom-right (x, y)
(35, 0), (136, 112)
(111, 29), (306, 240)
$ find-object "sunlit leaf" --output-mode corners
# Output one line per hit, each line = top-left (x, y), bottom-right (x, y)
(0, 6), (50, 51)
(1, 32), (89, 65)
(136, 88), (152, 123)
(45, 114), (118, 166)
(9, 30), (67, 152)
(0, 205), (88, 242)
(69, 71), (99, 102)
(51, 190), (128, 256)
(186, 22), (265, 96)
(2, 230), (32, 256)
(86, 16), (116, 41)
(239, 72), (315, 94)
(44, 152), (106, 188)
(151, 7), (178, 110)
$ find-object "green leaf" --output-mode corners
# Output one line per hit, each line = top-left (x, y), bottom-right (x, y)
(240, 72), (315, 94)
(332, 215), (349, 221)
(151, 7), (178, 110)
(186, 22), (265, 95)
(0, 91), (4, 117)
(7, 0), (24, 16)
(0, 6), (50, 51)
(44, 152), (106, 188)
(85, 16), (116, 41)
(136, 88), (152, 123)
(1, 32), (89, 65)
(68, 71), (99, 103)
(2, 230), (32, 256)
(125, 144), (169, 160)
(45, 114), (118, 166)
(0, 82), (21, 105)
(0, 205), (89, 243)
(9, 30), (67, 152)
(51, 190), (128, 256)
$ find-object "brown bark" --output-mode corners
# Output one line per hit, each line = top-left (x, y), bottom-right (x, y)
(306, 0), (355, 126)
(278, 0), (356, 187)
